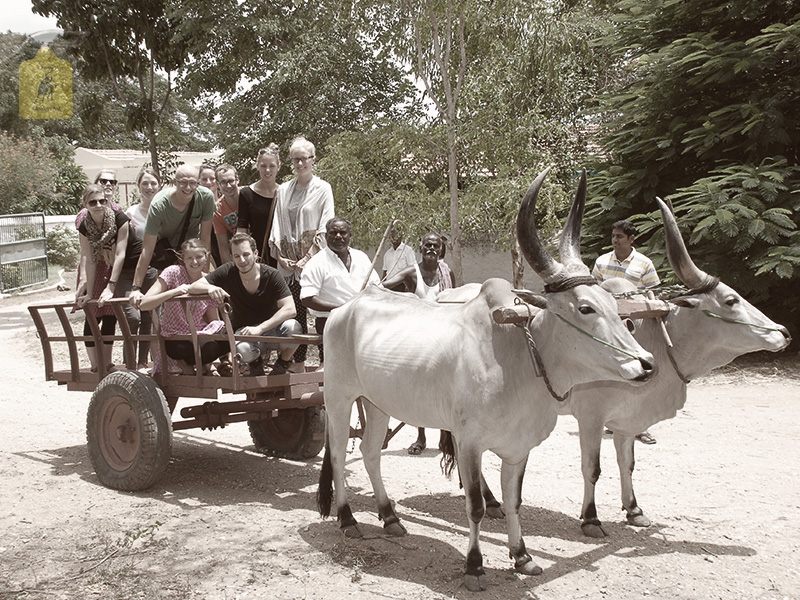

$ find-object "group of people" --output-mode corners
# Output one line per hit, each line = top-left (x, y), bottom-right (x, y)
(74, 142), (661, 444)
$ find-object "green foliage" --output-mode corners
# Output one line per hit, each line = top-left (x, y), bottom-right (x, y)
(46, 224), (80, 268)
(0, 131), (60, 215)
(585, 0), (800, 334)
(31, 0), (213, 175)
(177, 0), (415, 179)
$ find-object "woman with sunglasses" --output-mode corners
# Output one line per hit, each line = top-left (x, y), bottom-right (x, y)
(75, 169), (123, 230)
(75, 183), (134, 373)
(236, 143), (280, 265)
(268, 136), (334, 369)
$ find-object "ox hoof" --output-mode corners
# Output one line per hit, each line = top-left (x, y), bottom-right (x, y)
(514, 559), (543, 576)
(485, 504), (505, 520)
(464, 574), (487, 592)
(384, 521), (407, 537)
(626, 512), (651, 528)
(581, 522), (608, 538)
(342, 525), (363, 539)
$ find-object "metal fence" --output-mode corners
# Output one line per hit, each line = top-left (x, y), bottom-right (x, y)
(0, 212), (48, 292)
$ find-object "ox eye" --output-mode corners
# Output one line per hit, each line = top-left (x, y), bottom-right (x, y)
(578, 305), (596, 315)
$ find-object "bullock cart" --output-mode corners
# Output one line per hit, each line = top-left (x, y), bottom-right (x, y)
(27, 295), (329, 492)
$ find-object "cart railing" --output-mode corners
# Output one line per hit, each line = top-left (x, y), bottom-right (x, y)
(27, 295), (323, 401)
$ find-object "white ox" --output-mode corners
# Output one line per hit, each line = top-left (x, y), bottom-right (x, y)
(564, 197), (791, 537)
(316, 169), (656, 591)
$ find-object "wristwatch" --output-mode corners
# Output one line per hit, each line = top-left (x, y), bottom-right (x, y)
(131, 285), (141, 291)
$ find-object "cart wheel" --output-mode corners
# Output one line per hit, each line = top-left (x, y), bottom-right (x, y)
(248, 406), (325, 459)
(86, 370), (172, 491)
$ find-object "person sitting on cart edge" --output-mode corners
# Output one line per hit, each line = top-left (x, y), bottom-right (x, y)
(187, 233), (302, 376)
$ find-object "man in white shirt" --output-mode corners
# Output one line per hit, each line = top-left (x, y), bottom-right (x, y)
(300, 217), (380, 368)
(382, 224), (417, 291)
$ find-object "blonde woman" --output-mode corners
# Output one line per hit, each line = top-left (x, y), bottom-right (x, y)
(269, 137), (334, 367)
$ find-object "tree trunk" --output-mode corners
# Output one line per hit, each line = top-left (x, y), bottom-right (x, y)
(147, 119), (160, 180)
(447, 130), (463, 286)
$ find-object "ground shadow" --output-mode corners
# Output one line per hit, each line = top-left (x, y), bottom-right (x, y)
(302, 489), (756, 597)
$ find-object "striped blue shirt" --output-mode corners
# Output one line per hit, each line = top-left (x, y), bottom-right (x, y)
(592, 249), (660, 289)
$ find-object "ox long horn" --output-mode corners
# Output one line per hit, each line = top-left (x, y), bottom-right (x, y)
(656, 196), (715, 290)
(557, 169), (588, 266)
(517, 167), (563, 282)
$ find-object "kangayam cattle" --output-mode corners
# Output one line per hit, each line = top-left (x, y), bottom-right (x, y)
(564, 197), (791, 537)
(317, 169), (656, 591)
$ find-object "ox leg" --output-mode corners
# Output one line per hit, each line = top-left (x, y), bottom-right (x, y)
(457, 445), (488, 592)
(361, 402), (406, 536)
(481, 472), (505, 519)
(579, 420), (607, 538)
(327, 396), (362, 538)
(501, 457), (542, 577)
(614, 433), (651, 528)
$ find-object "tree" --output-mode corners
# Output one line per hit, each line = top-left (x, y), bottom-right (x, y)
(585, 0), (800, 334)
(176, 0), (415, 181)
(339, 0), (614, 282)
(0, 130), (85, 216)
(31, 0), (209, 176)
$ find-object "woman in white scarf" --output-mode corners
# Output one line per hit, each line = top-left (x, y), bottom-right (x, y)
(269, 137), (334, 367)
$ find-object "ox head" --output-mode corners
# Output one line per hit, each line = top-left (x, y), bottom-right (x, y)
(515, 168), (655, 393)
(657, 197), (791, 364)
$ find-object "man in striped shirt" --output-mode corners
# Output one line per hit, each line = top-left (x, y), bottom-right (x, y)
(592, 220), (660, 290)
(592, 220), (660, 445)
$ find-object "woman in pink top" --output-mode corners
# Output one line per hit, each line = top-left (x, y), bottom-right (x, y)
(139, 238), (229, 375)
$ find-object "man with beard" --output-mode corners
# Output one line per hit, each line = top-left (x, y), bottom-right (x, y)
(188, 233), (302, 376)
(380, 231), (455, 455)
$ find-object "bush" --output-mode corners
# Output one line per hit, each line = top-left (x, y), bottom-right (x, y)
(46, 225), (80, 269)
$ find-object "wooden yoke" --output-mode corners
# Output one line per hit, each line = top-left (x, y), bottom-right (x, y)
(492, 296), (670, 325)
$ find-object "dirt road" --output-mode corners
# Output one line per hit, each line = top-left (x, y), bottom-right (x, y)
(1, 284), (799, 600)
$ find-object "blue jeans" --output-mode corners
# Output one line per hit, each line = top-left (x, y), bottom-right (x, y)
(235, 319), (302, 364)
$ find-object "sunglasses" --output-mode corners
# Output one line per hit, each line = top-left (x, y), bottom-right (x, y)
(87, 198), (108, 207)
(98, 178), (117, 186)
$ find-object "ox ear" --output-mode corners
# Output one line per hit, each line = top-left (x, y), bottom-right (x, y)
(513, 289), (548, 309)
(672, 296), (701, 308)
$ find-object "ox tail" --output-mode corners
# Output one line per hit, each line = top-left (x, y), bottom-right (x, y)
(317, 440), (334, 517)
(439, 430), (458, 479)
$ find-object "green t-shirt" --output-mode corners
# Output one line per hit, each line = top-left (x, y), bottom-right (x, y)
(144, 186), (216, 247)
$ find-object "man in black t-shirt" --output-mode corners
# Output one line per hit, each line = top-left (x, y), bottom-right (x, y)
(188, 233), (302, 375)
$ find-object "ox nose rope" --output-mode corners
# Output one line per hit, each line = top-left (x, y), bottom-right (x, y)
(701, 309), (786, 332)
(553, 313), (646, 360)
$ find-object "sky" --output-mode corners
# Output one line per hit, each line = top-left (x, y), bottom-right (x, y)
(5, 0), (60, 35)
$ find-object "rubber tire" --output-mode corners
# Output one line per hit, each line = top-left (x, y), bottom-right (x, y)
(248, 406), (325, 459)
(86, 370), (172, 491)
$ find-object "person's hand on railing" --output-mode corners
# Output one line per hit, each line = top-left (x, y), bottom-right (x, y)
(129, 290), (144, 309)
(75, 283), (90, 308)
(207, 285), (229, 305)
(97, 285), (114, 307)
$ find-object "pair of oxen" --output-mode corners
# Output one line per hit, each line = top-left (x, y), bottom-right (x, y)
(317, 169), (791, 592)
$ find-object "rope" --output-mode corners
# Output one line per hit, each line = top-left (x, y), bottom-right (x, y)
(701, 309), (786, 332)
(514, 301), (567, 402)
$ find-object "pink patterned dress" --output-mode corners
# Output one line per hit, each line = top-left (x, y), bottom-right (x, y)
(153, 265), (225, 373)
